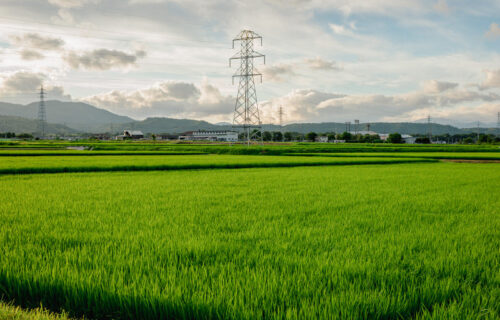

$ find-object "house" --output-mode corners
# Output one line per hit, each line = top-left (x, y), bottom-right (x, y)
(402, 134), (416, 144)
(179, 130), (238, 142)
(316, 136), (329, 143)
(154, 134), (178, 140)
(116, 130), (144, 140)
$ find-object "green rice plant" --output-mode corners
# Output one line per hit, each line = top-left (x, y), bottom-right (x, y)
(2, 140), (499, 155)
(0, 155), (435, 175)
(0, 163), (499, 319)
(0, 301), (73, 320)
(285, 152), (500, 160)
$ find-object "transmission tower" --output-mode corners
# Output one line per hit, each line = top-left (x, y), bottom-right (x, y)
(427, 115), (431, 142)
(497, 112), (499, 137)
(279, 105), (284, 127)
(345, 121), (351, 132)
(354, 119), (359, 135)
(477, 121), (480, 141)
(279, 105), (284, 142)
(37, 85), (47, 138)
(229, 30), (265, 146)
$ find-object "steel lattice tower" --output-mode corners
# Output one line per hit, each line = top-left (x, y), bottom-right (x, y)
(37, 85), (46, 138)
(229, 30), (265, 145)
(427, 114), (431, 142)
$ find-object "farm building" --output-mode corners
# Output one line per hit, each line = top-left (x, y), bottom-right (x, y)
(116, 130), (144, 140)
(179, 130), (238, 142)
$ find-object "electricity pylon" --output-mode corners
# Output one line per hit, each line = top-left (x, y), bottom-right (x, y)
(37, 85), (46, 138)
(229, 30), (265, 146)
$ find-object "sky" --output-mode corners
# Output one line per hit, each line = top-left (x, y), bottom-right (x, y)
(0, 0), (499, 126)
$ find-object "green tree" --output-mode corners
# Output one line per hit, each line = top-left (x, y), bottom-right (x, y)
(340, 131), (352, 141)
(415, 137), (430, 144)
(284, 132), (293, 142)
(463, 137), (474, 144)
(17, 133), (33, 139)
(387, 133), (403, 143)
(478, 134), (488, 143)
(327, 134), (336, 141)
(262, 131), (272, 141)
(272, 131), (283, 142)
(306, 132), (318, 142)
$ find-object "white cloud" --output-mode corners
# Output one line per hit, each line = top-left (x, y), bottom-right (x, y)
(83, 80), (233, 119)
(63, 49), (146, 70)
(20, 49), (45, 61)
(48, 0), (99, 9)
(485, 23), (500, 39)
(260, 83), (500, 123)
(305, 57), (341, 71)
(433, 0), (450, 14)
(10, 33), (65, 51)
(384, 103), (500, 123)
(478, 69), (500, 90)
(261, 64), (295, 82)
(260, 89), (345, 123)
(422, 80), (458, 94)
(0, 71), (71, 102)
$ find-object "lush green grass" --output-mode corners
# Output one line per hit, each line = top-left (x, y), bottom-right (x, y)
(0, 302), (72, 320)
(0, 150), (206, 156)
(287, 152), (500, 160)
(2, 140), (499, 154)
(0, 154), (435, 175)
(0, 163), (499, 319)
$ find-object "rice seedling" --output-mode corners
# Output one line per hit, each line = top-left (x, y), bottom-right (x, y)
(0, 162), (498, 319)
(0, 154), (434, 175)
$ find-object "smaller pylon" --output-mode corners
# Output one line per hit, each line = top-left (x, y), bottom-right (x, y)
(37, 85), (47, 138)
(427, 115), (431, 142)
(279, 105), (284, 141)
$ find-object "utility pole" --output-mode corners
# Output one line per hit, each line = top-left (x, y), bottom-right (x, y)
(37, 85), (46, 139)
(229, 30), (265, 146)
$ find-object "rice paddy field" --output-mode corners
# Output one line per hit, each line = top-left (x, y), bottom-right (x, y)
(0, 142), (499, 319)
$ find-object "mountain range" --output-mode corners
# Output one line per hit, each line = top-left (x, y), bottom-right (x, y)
(0, 100), (498, 136)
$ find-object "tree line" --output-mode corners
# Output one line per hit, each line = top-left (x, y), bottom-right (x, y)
(239, 130), (500, 144)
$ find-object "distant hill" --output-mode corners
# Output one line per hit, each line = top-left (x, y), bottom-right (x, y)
(105, 117), (224, 134)
(0, 115), (76, 135)
(0, 100), (133, 132)
(0, 100), (498, 135)
(261, 122), (496, 135)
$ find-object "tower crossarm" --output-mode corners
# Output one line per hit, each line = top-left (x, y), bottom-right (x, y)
(229, 52), (265, 66)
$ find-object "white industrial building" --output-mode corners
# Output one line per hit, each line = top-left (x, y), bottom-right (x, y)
(179, 130), (238, 142)
(379, 133), (416, 144)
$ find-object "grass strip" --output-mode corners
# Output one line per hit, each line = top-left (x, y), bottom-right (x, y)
(0, 163), (498, 319)
(0, 301), (73, 320)
(0, 151), (206, 157)
(0, 158), (436, 175)
(285, 152), (500, 160)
